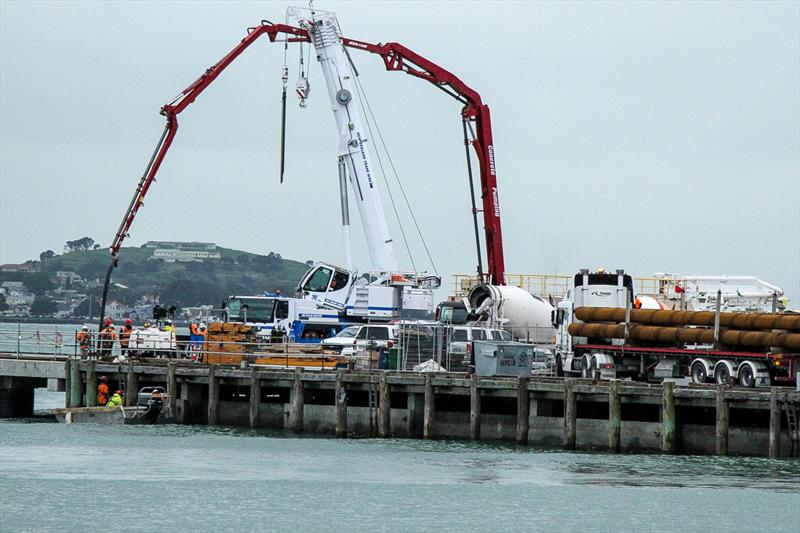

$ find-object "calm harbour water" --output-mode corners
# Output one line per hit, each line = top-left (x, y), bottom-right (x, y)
(1, 391), (799, 532)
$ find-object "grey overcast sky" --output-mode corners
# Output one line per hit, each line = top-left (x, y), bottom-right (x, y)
(1, 1), (798, 303)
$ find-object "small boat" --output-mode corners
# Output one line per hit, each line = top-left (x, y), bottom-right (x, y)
(51, 387), (168, 425)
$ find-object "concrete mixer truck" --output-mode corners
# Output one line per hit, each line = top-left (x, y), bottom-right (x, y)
(553, 269), (800, 387)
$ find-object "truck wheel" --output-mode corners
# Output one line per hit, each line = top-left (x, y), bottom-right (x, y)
(580, 355), (590, 378)
(690, 362), (708, 384)
(737, 364), (755, 388)
(714, 363), (731, 385)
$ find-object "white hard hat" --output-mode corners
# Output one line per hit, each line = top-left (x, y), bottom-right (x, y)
(82, 325), (89, 330)
(200, 322), (206, 328)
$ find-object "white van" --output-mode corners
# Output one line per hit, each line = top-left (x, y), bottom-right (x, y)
(448, 326), (512, 362)
(340, 324), (398, 357)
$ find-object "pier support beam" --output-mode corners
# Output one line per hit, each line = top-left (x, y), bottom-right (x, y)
(661, 381), (676, 453)
(85, 360), (97, 407)
(769, 388), (781, 458)
(335, 369), (347, 438)
(423, 374), (435, 439)
(289, 369), (304, 433)
(470, 374), (481, 440)
(125, 361), (138, 407)
(70, 357), (81, 408)
(63, 358), (72, 408)
(564, 378), (577, 449)
(516, 377), (529, 445)
(715, 386), (729, 456)
(207, 365), (219, 426)
(249, 368), (260, 429)
(406, 392), (423, 438)
(166, 361), (177, 419)
(608, 379), (621, 452)
(378, 372), (390, 438)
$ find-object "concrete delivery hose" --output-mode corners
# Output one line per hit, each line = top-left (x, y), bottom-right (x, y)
(574, 307), (800, 332)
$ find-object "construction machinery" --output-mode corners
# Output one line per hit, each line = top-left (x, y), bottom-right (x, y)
(554, 269), (799, 387)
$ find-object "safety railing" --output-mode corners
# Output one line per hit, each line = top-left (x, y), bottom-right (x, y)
(452, 273), (665, 298)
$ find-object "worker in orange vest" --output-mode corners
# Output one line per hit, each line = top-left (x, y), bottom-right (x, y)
(99, 319), (118, 356)
(97, 375), (110, 406)
(76, 326), (92, 358)
(120, 318), (134, 356)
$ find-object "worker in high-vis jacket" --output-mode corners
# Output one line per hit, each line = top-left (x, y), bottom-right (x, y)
(107, 390), (124, 407)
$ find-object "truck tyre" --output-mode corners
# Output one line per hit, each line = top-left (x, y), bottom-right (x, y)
(580, 355), (590, 378)
(690, 361), (708, 384)
(737, 363), (755, 388)
(714, 362), (731, 385)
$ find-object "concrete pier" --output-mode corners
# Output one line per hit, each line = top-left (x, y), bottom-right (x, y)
(1, 356), (799, 457)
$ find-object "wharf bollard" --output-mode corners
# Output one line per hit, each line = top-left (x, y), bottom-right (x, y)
(64, 358), (72, 408)
(125, 361), (138, 407)
(423, 373), (435, 439)
(85, 360), (97, 407)
(335, 369), (347, 437)
(608, 379), (621, 452)
(207, 365), (219, 426)
(516, 376), (530, 445)
(715, 386), (729, 456)
(166, 361), (177, 419)
(661, 381), (676, 453)
(378, 372), (390, 438)
(249, 367), (261, 429)
(69, 357), (81, 408)
(289, 368), (304, 433)
(470, 374), (481, 441)
(769, 388), (781, 458)
(564, 378), (577, 449)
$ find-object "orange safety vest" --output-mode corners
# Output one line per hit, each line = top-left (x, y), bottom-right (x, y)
(190, 323), (199, 335)
(97, 382), (109, 405)
(120, 325), (133, 347)
(100, 327), (118, 341)
(76, 331), (91, 348)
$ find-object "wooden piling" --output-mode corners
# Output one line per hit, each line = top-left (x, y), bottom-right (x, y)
(335, 369), (347, 438)
(289, 368), (304, 433)
(378, 372), (390, 438)
(64, 358), (72, 408)
(661, 381), (676, 453)
(423, 373), (435, 439)
(715, 386), (729, 455)
(125, 360), (138, 407)
(516, 376), (529, 445)
(69, 357), (81, 407)
(166, 361), (177, 418)
(769, 388), (781, 458)
(470, 374), (481, 440)
(608, 379), (621, 452)
(249, 368), (261, 429)
(85, 360), (97, 407)
(564, 378), (577, 449)
(207, 365), (219, 426)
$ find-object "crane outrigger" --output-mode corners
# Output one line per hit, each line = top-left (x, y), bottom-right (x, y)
(98, 8), (506, 328)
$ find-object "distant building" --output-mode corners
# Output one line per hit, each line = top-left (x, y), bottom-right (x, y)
(55, 271), (83, 286)
(143, 241), (217, 250)
(0, 263), (34, 273)
(151, 249), (222, 263)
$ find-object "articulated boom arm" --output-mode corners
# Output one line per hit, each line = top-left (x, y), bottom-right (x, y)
(102, 19), (506, 327)
(341, 38), (505, 285)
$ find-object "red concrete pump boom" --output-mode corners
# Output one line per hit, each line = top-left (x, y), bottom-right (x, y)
(100, 20), (505, 327)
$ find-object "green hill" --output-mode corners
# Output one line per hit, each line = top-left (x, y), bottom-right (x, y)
(27, 245), (310, 310)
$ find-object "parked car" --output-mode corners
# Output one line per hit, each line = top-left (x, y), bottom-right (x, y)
(340, 324), (398, 357)
(321, 325), (360, 353)
(447, 326), (512, 362)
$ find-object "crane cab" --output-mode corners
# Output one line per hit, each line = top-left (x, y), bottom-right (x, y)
(296, 262), (355, 311)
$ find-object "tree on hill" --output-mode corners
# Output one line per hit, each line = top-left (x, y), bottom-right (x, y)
(39, 250), (56, 262)
(23, 273), (55, 296)
(65, 237), (96, 252)
(30, 296), (57, 316)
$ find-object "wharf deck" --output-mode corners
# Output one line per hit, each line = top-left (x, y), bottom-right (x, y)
(1, 355), (798, 457)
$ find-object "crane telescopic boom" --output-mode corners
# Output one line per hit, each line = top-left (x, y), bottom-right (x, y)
(99, 16), (506, 328)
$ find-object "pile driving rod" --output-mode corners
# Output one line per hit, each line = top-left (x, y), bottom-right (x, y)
(100, 19), (506, 326)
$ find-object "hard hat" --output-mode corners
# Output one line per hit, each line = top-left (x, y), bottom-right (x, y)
(81, 325), (89, 330)
(104, 319), (112, 326)
(166, 319), (172, 324)
(199, 322), (206, 329)
(125, 318), (132, 325)
(115, 390), (124, 395)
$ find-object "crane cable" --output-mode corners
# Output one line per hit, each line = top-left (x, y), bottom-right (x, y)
(348, 63), (439, 276)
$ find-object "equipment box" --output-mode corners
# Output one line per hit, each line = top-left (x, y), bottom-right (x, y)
(473, 340), (534, 377)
